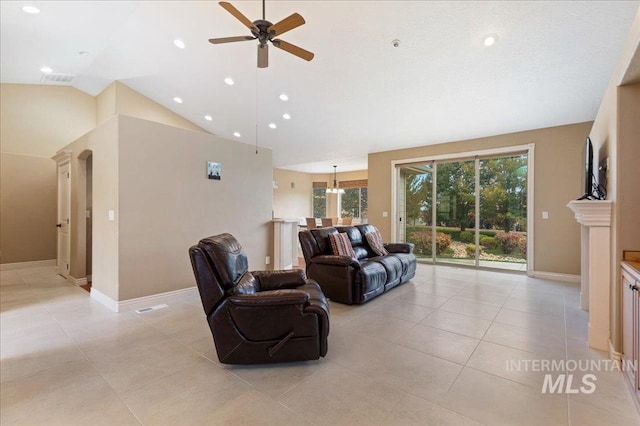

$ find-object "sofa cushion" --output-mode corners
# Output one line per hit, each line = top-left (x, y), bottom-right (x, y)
(374, 255), (402, 289)
(329, 233), (357, 260)
(357, 260), (387, 301)
(388, 253), (416, 278)
(365, 231), (388, 256)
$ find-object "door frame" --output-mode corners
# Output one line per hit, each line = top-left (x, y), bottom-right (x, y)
(391, 143), (535, 275)
(52, 150), (73, 278)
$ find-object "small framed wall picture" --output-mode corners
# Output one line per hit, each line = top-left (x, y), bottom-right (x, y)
(207, 161), (221, 180)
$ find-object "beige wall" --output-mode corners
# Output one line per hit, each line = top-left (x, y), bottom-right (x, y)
(272, 168), (313, 219)
(96, 83), (116, 125)
(95, 81), (208, 134)
(368, 122), (591, 275)
(0, 84), (96, 264)
(617, 84), (640, 257)
(0, 154), (57, 263)
(0, 84), (96, 157)
(116, 116), (272, 300)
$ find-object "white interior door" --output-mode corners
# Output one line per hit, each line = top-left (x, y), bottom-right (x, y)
(57, 162), (70, 278)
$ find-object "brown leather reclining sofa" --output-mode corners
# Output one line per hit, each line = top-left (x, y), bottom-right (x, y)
(299, 224), (417, 305)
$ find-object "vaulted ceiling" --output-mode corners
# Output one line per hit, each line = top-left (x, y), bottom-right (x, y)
(1, 1), (638, 172)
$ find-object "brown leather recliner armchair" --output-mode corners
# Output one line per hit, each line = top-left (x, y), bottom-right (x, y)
(189, 233), (329, 364)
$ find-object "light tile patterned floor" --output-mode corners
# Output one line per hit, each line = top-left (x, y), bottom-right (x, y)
(1, 265), (639, 425)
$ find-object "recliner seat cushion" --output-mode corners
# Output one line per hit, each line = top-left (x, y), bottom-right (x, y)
(356, 261), (387, 302)
(373, 255), (402, 289)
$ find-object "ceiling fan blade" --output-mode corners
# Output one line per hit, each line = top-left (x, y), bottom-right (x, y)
(258, 43), (268, 68)
(272, 39), (314, 62)
(219, 1), (258, 32)
(267, 13), (305, 37)
(209, 36), (255, 44)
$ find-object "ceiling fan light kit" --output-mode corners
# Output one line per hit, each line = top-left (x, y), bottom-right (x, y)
(209, 0), (314, 68)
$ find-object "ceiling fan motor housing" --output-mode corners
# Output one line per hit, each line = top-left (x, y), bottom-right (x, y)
(253, 20), (274, 41)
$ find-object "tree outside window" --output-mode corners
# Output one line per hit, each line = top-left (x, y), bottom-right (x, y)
(312, 188), (326, 217)
(340, 187), (367, 219)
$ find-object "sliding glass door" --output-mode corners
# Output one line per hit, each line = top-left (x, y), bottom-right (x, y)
(478, 155), (527, 270)
(435, 159), (476, 266)
(397, 151), (528, 271)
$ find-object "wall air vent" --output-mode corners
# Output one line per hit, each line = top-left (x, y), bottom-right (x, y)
(40, 73), (76, 83)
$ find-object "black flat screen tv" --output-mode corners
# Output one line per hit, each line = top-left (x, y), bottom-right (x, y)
(578, 137), (594, 200)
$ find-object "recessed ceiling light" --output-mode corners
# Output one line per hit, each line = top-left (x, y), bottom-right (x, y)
(204, 115), (212, 121)
(282, 113), (291, 120)
(173, 97), (183, 104)
(224, 77), (234, 86)
(279, 93), (288, 101)
(40, 66), (52, 73)
(269, 123), (277, 129)
(173, 39), (186, 49)
(482, 34), (497, 47)
(22, 5), (40, 14)
(233, 132), (241, 137)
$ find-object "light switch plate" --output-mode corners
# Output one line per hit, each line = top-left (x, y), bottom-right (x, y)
(382, 211), (388, 217)
(108, 210), (115, 221)
(542, 211), (549, 219)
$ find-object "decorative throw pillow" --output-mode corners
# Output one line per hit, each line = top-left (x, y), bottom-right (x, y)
(365, 231), (388, 256)
(329, 233), (357, 260)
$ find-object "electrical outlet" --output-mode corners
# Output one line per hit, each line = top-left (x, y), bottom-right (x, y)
(542, 211), (549, 219)
(382, 211), (388, 217)
(265, 256), (270, 265)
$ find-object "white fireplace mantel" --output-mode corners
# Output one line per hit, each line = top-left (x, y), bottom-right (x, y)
(567, 200), (613, 227)
(567, 200), (613, 351)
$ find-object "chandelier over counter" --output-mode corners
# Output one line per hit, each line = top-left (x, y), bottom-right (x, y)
(326, 165), (345, 194)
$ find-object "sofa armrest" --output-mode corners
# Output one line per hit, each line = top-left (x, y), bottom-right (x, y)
(310, 254), (360, 268)
(228, 289), (309, 307)
(250, 269), (306, 291)
(384, 242), (414, 254)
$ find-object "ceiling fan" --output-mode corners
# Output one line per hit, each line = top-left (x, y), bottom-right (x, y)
(209, 0), (314, 68)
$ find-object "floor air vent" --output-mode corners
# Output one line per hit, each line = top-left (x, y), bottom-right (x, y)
(40, 73), (76, 83)
(135, 304), (169, 314)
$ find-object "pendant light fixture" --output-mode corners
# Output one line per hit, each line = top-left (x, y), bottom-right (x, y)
(326, 165), (345, 194)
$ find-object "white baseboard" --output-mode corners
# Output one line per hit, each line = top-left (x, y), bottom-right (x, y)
(91, 286), (197, 313)
(90, 288), (119, 312)
(0, 259), (56, 271)
(67, 276), (88, 286)
(532, 271), (580, 283)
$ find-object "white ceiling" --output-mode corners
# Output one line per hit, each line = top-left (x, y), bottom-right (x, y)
(1, 1), (638, 173)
